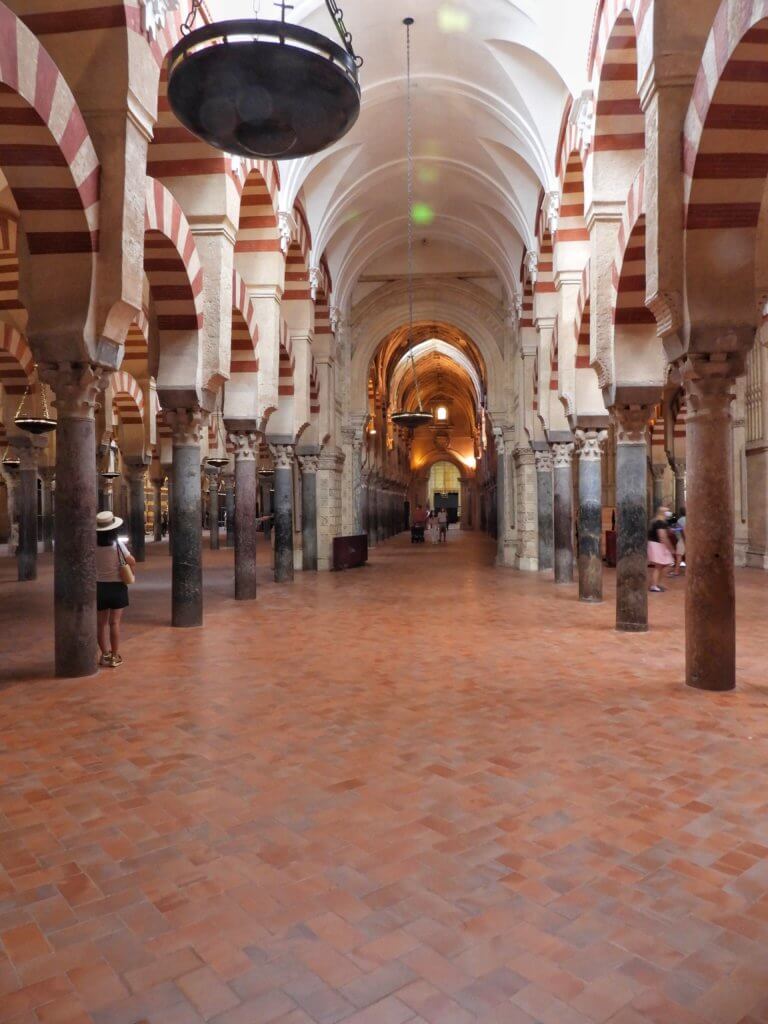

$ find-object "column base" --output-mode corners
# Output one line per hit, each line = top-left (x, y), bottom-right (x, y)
(616, 621), (649, 633)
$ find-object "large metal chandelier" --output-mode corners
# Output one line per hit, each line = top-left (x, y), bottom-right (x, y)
(391, 18), (433, 432)
(167, 0), (363, 160)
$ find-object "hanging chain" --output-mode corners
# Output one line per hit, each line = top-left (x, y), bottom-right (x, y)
(403, 18), (424, 414)
(181, 0), (204, 35)
(14, 366), (50, 421)
(325, 0), (363, 67)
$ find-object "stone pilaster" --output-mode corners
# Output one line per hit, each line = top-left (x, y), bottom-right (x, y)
(270, 443), (295, 583)
(165, 408), (205, 628)
(614, 405), (652, 633)
(298, 454), (319, 571)
(39, 466), (55, 553)
(229, 431), (259, 600)
(552, 442), (574, 584)
(534, 448), (554, 572)
(513, 444), (537, 571)
(39, 363), (108, 677)
(575, 430), (607, 603)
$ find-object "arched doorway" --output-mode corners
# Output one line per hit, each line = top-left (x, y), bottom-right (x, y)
(428, 460), (461, 523)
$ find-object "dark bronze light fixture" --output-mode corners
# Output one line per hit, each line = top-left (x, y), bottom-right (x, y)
(14, 371), (56, 435)
(391, 18), (433, 432)
(167, 0), (363, 160)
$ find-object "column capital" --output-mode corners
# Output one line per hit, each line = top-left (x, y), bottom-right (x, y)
(534, 448), (553, 473)
(124, 462), (148, 483)
(39, 466), (56, 484)
(39, 362), (108, 420)
(683, 356), (736, 421)
(551, 442), (574, 468)
(513, 443), (536, 467)
(671, 457), (686, 477)
(269, 443), (295, 469)
(165, 408), (206, 447)
(650, 463), (667, 481)
(298, 454), (320, 475)
(613, 404), (653, 445)
(575, 429), (607, 462)
(228, 430), (260, 462)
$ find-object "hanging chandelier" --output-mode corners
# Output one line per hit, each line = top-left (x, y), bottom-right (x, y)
(391, 18), (433, 432)
(206, 411), (230, 470)
(167, 0), (363, 160)
(100, 437), (120, 480)
(1, 445), (19, 470)
(14, 370), (56, 435)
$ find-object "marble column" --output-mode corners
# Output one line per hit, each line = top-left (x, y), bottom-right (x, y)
(351, 437), (365, 535)
(672, 458), (686, 514)
(98, 476), (114, 513)
(41, 364), (106, 678)
(651, 464), (666, 511)
(684, 367), (737, 691)
(367, 475), (378, 547)
(299, 454), (319, 571)
(12, 437), (44, 582)
(166, 475), (173, 555)
(230, 431), (258, 600)
(167, 409), (205, 627)
(224, 473), (235, 548)
(152, 478), (163, 543)
(207, 467), (220, 550)
(552, 442), (574, 584)
(495, 436), (507, 566)
(125, 464), (147, 563)
(575, 430), (606, 603)
(270, 443), (295, 583)
(377, 484), (386, 544)
(534, 449), (554, 571)
(614, 405), (651, 633)
(40, 467), (55, 553)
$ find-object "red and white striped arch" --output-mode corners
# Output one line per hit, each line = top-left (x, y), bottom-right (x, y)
(111, 369), (144, 426)
(550, 318), (559, 393)
(123, 309), (150, 375)
(235, 164), (281, 256)
(558, 154), (589, 245)
(0, 321), (33, 396)
(612, 167), (654, 326)
(591, 5), (645, 157)
(231, 269), (259, 377)
(574, 265), (591, 370)
(0, 3), (100, 255)
(588, 0), (652, 82)
(144, 177), (204, 333)
(278, 324), (294, 398)
(310, 357), (320, 416)
(0, 215), (20, 316)
(284, 201), (312, 304)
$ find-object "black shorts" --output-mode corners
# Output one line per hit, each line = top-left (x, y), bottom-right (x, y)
(97, 582), (129, 611)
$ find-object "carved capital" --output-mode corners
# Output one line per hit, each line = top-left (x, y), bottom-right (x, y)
(124, 462), (148, 484)
(298, 454), (320, 475)
(513, 443), (536, 467)
(646, 289), (683, 339)
(278, 212), (296, 255)
(308, 267), (321, 302)
(39, 363), (108, 421)
(534, 448), (553, 473)
(228, 431), (259, 462)
(650, 463), (667, 482)
(671, 457), (686, 478)
(165, 408), (206, 448)
(269, 443), (295, 470)
(613, 404), (652, 445)
(682, 355), (738, 421)
(575, 429), (607, 462)
(552, 442), (574, 469)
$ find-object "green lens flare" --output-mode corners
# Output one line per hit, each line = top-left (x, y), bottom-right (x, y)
(438, 6), (470, 33)
(418, 166), (439, 184)
(412, 203), (435, 226)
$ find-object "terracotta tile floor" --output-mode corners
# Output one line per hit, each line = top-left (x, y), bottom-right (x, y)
(2, 532), (768, 1024)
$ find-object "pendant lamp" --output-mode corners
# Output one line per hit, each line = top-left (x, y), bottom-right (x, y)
(167, 0), (363, 160)
(206, 412), (230, 470)
(391, 18), (433, 432)
(14, 371), (56, 435)
(1, 446), (20, 470)
(100, 438), (120, 480)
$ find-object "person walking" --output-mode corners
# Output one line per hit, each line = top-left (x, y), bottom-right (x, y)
(96, 510), (135, 668)
(437, 507), (449, 543)
(647, 506), (676, 593)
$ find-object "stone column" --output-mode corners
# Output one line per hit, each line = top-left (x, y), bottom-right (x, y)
(377, 483), (386, 544)
(514, 444), (538, 571)
(367, 474), (378, 547)
(98, 476), (114, 513)
(151, 477), (163, 543)
(575, 430), (606, 603)
(270, 443), (295, 583)
(125, 463), (147, 563)
(672, 458), (686, 514)
(167, 409), (205, 628)
(534, 449), (554, 571)
(206, 467), (220, 550)
(351, 436), (365, 535)
(552, 442), (574, 584)
(651, 464), (666, 511)
(166, 474), (173, 555)
(224, 472), (235, 548)
(614, 405), (651, 633)
(12, 436), (45, 582)
(684, 368), (737, 691)
(229, 431), (259, 600)
(41, 364), (107, 678)
(40, 467), (55, 553)
(495, 434), (507, 566)
(299, 454), (319, 571)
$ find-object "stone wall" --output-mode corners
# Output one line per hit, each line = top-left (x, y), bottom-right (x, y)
(318, 447), (344, 572)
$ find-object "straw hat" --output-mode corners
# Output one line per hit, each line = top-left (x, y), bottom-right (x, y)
(96, 510), (123, 532)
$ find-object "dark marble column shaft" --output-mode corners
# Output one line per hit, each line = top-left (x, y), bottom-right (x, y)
(685, 371), (736, 691)
(674, 460), (686, 514)
(651, 465), (666, 511)
(576, 430), (606, 603)
(40, 468), (54, 553)
(271, 444), (295, 583)
(230, 432), (258, 600)
(534, 449), (554, 571)
(552, 442), (574, 584)
(207, 470), (220, 550)
(300, 455), (319, 571)
(225, 475), (235, 548)
(152, 480), (163, 542)
(615, 407), (650, 632)
(168, 410), (204, 627)
(14, 439), (41, 582)
(126, 467), (146, 562)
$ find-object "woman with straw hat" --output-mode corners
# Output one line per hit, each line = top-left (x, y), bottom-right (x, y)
(96, 510), (136, 668)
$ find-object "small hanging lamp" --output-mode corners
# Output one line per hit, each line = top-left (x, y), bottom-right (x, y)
(100, 437), (120, 480)
(167, 0), (363, 160)
(14, 370), (56, 435)
(391, 18), (433, 432)
(1, 445), (20, 470)
(206, 412), (230, 470)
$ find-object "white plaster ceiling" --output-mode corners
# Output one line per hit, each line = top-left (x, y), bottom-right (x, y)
(216, 0), (595, 309)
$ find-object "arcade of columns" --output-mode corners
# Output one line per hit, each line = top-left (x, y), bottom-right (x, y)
(1, 0), (768, 693)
